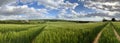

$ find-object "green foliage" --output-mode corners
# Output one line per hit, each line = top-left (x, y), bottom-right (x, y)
(0, 24), (46, 43)
(112, 22), (120, 35)
(0, 20), (46, 24)
(1, 22), (120, 43)
(99, 23), (120, 43)
(32, 22), (107, 43)
(0, 24), (38, 33)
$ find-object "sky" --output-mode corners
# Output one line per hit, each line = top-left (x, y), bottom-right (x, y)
(0, 0), (120, 21)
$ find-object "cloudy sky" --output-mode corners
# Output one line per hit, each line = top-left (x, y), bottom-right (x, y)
(0, 0), (120, 21)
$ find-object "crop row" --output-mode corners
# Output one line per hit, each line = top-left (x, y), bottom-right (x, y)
(99, 23), (120, 43)
(0, 24), (38, 33)
(0, 24), (46, 43)
(112, 22), (120, 35)
(32, 22), (107, 43)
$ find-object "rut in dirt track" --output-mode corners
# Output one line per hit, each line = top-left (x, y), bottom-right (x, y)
(31, 25), (47, 43)
(93, 29), (104, 43)
(93, 23), (108, 43)
(113, 29), (120, 41)
(111, 23), (120, 41)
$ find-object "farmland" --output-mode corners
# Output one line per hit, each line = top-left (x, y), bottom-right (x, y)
(0, 21), (120, 43)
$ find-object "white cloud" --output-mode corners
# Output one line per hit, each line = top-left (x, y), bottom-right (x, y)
(19, 0), (35, 3)
(57, 9), (66, 19)
(36, 0), (79, 9)
(0, 0), (80, 20)
(0, 15), (25, 20)
(0, 5), (49, 20)
(78, 0), (85, 2)
(19, 0), (79, 10)
(57, 9), (76, 19)
(57, 9), (87, 19)
(0, 0), (16, 6)
(37, 0), (64, 9)
(1, 0), (118, 21)
(80, 0), (120, 20)
(84, 0), (120, 16)
(0, 5), (48, 15)
(85, 1), (120, 11)
(71, 10), (86, 16)
(60, 1), (79, 9)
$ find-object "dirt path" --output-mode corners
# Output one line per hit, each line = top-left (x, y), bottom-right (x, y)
(92, 23), (108, 43)
(93, 30), (103, 43)
(111, 23), (120, 41)
(31, 26), (47, 43)
(113, 29), (120, 41)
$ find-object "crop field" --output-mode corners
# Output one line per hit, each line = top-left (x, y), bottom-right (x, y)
(0, 22), (120, 43)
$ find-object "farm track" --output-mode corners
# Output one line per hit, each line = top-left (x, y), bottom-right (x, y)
(93, 22), (120, 43)
(113, 29), (120, 41)
(31, 25), (47, 43)
(93, 29), (104, 43)
(93, 23), (108, 43)
(111, 23), (120, 41)
(2, 22), (120, 43)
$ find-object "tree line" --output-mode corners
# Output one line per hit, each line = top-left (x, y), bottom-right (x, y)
(103, 18), (116, 22)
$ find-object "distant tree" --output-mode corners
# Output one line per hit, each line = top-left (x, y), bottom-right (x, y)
(103, 18), (107, 22)
(111, 18), (116, 21)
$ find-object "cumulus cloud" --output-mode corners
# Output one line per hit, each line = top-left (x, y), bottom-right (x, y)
(85, 1), (120, 11)
(37, 0), (64, 9)
(0, 0), (16, 6)
(57, 9), (74, 19)
(37, 0), (78, 10)
(84, 0), (120, 16)
(2, 0), (119, 21)
(60, 1), (79, 9)
(0, 15), (25, 20)
(0, 0), (50, 20)
(0, 0), (80, 20)
(57, 9), (87, 19)
(19, 0), (34, 3)
(0, 5), (48, 20)
(20, 0), (79, 9)
(0, 5), (48, 15)
(82, 12), (120, 19)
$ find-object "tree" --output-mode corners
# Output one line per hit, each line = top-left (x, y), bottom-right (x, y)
(103, 18), (107, 22)
(111, 18), (116, 21)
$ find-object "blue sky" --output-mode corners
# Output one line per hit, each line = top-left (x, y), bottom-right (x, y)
(16, 0), (97, 20)
(16, 0), (87, 17)
(0, 0), (120, 21)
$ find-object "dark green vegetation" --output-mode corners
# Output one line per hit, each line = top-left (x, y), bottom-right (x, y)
(0, 19), (95, 24)
(0, 21), (120, 43)
(99, 23), (120, 43)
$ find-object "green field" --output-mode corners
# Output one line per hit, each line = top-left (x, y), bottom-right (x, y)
(0, 22), (120, 43)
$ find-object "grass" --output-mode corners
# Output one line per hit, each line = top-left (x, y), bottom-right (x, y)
(0, 24), (46, 43)
(32, 22), (107, 43)
(0, 22), (120, 43)
(99, 23), (120, 43)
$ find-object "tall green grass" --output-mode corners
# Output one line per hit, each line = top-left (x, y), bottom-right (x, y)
(32, 22), (107, 43)
(0, 22), (116, 43)
(99, 23), (120, 43)
(0, 24), (46, 43)
(0, 24), (38, 33)
(112, 22), (120, 36)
